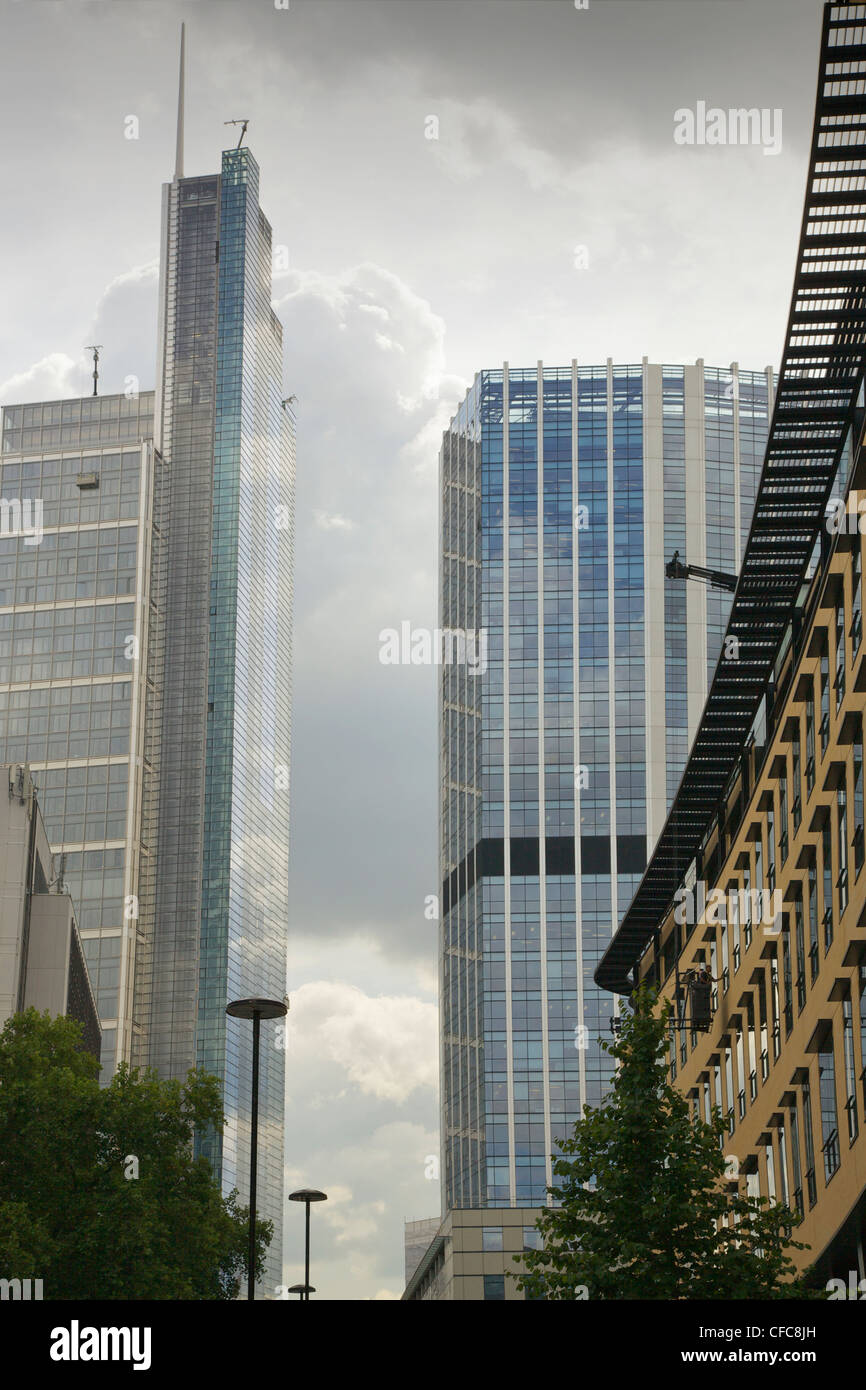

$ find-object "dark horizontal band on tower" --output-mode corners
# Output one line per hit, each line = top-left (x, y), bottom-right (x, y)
(441, 835), (647, 915)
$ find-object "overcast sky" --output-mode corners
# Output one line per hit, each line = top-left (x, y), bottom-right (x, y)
(0, 0), (826, 1299)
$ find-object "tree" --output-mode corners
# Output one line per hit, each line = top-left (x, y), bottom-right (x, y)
(0, 1009), (271, 1299)
(516, 985), (810, 1300)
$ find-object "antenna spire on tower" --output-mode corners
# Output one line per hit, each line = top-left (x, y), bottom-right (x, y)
(175, 22), (185, 179)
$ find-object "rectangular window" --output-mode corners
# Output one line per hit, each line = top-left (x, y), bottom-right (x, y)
(822, 820), (834, 952)
(482, 1227), (503, 1251)
(483, 1274), (506, 1300)
(766, 812), (776, 894)
(838, 785), (849, 919)
(843, 996), (859, 1144)
(854, 718), (864, 877)
(818, 1033), (840, 1184)
(777, 1117), (791, 1209)
(835, 597), (846, 711)
(744, 861), (754, 950)
(794, 890), (807, 1012)
(730, 882), (741, 972)
(792, 734), (802, 835)
(805, 682), (816, 796)
(852, 543), (863, 652)
(789, 1100), (804, 1219)
(781, 932), (793, 1039)
(758, 972), (769, 1081)
(779, 765), (789, 863)
(736, 1027), (746, 1119)
(820, 650), (830, 757)
(808, 861), (819, 983)
(746, 998), (758, 1100)
(802, 1077), (817, 1207)
(770, 958), (781, 1060)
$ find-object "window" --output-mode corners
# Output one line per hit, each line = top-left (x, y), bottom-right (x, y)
(483, 1274), (506, 1300)
(822, 820), (834, 952)
(779, 765), (789, 862)
(838, 785), (849, 918)
(482, 1227), (503, 1252)
(746, 999), (758, 1101)
(794, 890), (807, 1012)
(788, 1100), (804, 1219)
(805, 683), (816, 795)
(835, 597), (846, 711)
(802, 1077), (817, 1207)
(843, 996), (859, 1144)
(808, 861), (819, 982)
(730, 882), (741, 973)
(818, 1033), (840, 1183)
(781, 931), (793, 1038)
(820, 651), (830, 757)
(770, 958), (781, 1060)
(522, 1226), (542, 1252)
(766, 811), (776, 894)
(757, 973), (769, 1081)
(852, 543), (863, 652)
(792, 734), (802, 835)
(776, 1117), (791, 1209)
(854, 718), (864, 877)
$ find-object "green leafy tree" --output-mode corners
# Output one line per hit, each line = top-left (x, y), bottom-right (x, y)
(0, 1009), (271, 1299)
(516, 985), (811, 1300)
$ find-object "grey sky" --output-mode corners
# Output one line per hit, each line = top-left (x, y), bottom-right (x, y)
(0, 0), (825, 1298)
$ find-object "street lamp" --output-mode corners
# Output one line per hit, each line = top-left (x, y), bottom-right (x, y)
(226, 997), (288, 1301)
(289, 1188), (327, 1300)
(288, 1283), (315, 1300)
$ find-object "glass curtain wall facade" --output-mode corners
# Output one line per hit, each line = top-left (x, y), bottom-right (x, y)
(133, 145), (293, 1296)
(439, 360), (772, 1210)
(0, 392), (161, 1077)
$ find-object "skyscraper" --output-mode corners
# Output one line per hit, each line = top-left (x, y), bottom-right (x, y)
(412, 359), (771, 1297)
(0, 389), (160, 1077)
(132, 54), (293, 1296)
(0, 33), (294, 1296)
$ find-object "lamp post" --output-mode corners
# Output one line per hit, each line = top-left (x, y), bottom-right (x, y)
(288, 1283), (314, 1300)
(289, 1188), (327, 1300)
(226, 997), (288, 1301)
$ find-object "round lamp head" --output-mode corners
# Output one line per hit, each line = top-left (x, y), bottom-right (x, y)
(289, 1188), (327, 1203)
(226, 996), (288, 1021)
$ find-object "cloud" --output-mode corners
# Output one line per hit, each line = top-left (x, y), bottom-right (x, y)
(287, 981), (437, 1104)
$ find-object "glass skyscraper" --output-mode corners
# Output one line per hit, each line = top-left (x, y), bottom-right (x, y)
(135, 140), (293, 1295)
(0, 134), (293, 1293)
(439, 360), (772, 1213)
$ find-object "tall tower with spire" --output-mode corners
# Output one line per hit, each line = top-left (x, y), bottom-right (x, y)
(132, 29), (294, 1297)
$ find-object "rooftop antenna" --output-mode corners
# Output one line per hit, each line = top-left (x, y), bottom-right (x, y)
(85, 345), (103, 397)
(175, 23), (185, 179)
(224, 118), (250, 150)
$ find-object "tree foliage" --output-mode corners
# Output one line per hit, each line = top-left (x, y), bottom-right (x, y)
(0, 1009), (271, 1299)
(516, 986), (811, 1300)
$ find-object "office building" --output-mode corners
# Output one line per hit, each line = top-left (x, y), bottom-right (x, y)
(0, 390), (159, 1076)
(597, 0), (866, 1291)
(0, 762), (100, 1057)
(408, 360), (772, 1297)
